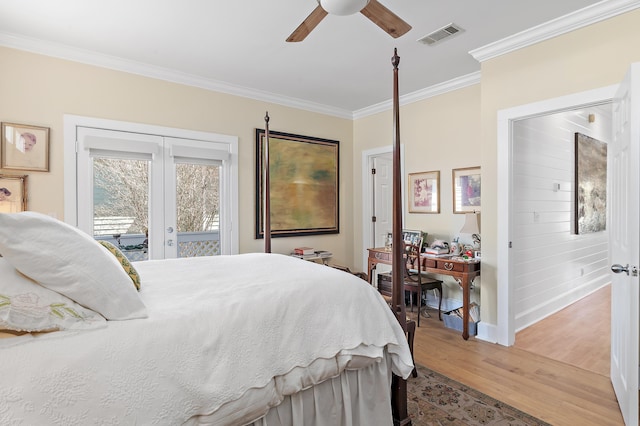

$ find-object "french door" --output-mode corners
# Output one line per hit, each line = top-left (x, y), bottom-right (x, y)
(69, 120), (238, 259)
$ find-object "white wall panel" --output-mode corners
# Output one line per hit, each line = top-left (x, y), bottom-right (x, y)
(512, 106), (611, 331)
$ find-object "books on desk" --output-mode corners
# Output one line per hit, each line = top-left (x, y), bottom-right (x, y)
(294, 247), (314, 255)
(291, 249), (332, 260)
(423, 247), (451, 257)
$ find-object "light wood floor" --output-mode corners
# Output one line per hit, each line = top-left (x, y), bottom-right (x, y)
(410, 299), (623, 426)
(514, 284), (611, 376)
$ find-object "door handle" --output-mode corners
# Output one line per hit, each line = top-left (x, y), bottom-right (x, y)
(611, 264), (639, 276)
(611, 264), (629, 275)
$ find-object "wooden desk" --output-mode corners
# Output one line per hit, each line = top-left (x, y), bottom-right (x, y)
(367, 247), (480, 340)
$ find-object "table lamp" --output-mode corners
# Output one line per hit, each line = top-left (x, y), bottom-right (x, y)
(459, 212), (481, 253)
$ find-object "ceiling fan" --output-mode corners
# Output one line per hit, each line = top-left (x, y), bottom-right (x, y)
(286, 0), (411, 42)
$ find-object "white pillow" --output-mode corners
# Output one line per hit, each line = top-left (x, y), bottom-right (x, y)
(0, 212), (147, 320)
(0, 258), (106, 332)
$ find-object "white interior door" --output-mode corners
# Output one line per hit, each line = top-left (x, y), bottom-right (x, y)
(373, 153), (392, 247)
(610, 63), (640, 426)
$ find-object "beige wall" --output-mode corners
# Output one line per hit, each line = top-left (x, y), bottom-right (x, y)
(353, 85), (482, 302)
(479, 8), (640, 325)
(353, 9), (640, 329)
(0, 47), (355, 264)
(3, 7), (640, 327)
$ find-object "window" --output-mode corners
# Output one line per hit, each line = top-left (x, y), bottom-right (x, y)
(64, 116), (238, 259)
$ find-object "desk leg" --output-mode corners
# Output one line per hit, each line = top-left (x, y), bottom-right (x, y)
(462, 276), (470, 340)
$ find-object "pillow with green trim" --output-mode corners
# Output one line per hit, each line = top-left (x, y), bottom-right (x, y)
(0, 211), (146, 320)
(0, 258), (106, 332)
(98, 241), (142, 291)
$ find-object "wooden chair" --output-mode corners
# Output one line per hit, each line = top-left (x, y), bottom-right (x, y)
(403, 243), (443, 327)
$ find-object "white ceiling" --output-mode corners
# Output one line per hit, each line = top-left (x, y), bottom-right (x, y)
(0, 0), (631, 117)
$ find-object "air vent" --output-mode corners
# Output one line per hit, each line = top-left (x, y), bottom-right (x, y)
(417, 23), (464, 46)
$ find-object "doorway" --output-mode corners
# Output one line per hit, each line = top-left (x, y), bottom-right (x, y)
(496, 85), (617, 347)
(360, 145), (404, 272)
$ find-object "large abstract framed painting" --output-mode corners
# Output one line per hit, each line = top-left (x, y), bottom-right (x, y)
(255, 129), (339, 238)
(452, 167), (481, 214)
(1, 122), (50, 172)
(408, 170), (439, 213)
(0, 174), (27, 213)
(574, 132), (607, 234)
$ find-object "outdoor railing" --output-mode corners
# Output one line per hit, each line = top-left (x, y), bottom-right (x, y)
(95, 230), (221, 262)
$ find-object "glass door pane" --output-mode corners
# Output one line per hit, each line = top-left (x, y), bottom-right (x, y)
(175, 162), (221, 257)
(93, 157), (150, 261)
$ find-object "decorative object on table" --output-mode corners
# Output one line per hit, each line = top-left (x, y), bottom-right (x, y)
(0, 174), (27, 213)
(407, 364), (552, 426)
(1, 122), (50, 172)
(408, 170), (439, 213)
(449, 238), (461, 255)
(384, 232), (393, 251)
(574, 132), (607, 234)
(255, 129), (339, 238)
(452, 166), (481, 214)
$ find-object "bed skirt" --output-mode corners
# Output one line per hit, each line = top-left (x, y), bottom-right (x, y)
(250, 354), (393, 426)
(189, 353), (394, 426)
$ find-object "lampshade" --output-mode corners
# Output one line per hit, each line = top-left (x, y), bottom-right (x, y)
(460, 213), (480, 235)
(318, 0), (370, 15)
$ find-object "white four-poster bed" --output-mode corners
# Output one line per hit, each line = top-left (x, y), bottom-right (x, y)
(0, 50), (413, 425)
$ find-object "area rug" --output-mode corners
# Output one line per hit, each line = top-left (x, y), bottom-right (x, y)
(407, 365), (551, 425)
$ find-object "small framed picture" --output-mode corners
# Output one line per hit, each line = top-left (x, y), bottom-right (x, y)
(408, 170), (440, 213)
(453, 166), (481, 214)
(1, 122), (50, 172)
(0, 174), (28, 213)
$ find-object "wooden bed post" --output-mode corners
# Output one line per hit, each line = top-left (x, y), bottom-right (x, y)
(390, 48), (411, 426)
(263, 111), (272, 253)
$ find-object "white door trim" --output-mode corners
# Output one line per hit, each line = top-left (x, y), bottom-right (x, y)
(361, 145), (405, 272)
(496, 85), (617, 346)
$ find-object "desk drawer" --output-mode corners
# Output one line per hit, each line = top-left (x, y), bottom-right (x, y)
(373, 251), (392, 262)
(423, 258), (437, 268)
(436, 260), (465, 272)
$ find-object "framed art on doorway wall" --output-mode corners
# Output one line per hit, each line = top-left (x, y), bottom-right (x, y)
(453, 166), (481, 213)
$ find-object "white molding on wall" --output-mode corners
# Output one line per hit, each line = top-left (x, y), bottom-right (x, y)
(470, 0), (640, 63)
(352, 72), (481, 120)
(0, 32), (354, 120)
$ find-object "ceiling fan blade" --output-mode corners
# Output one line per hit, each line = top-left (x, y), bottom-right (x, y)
(360, 0), (411, 39)
(286, 6), (328, 42)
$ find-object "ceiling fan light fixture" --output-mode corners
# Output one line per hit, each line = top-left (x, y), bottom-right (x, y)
(317, 0), (370, 16)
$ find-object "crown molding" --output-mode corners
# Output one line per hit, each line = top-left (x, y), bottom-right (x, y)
(0, 32), (353, 120)
(470, 0), (640, 62)
(352, 71), (481, 120)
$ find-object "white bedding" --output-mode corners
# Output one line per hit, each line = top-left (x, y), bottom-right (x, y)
(0, 253), (414, 425)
